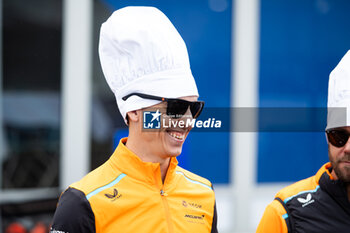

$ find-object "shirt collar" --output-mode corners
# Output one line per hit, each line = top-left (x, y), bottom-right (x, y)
(108, 137), (178, 187)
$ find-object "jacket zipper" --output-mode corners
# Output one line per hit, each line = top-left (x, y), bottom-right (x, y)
(160, 188), (174, 233)
(156, 175), (174, 233)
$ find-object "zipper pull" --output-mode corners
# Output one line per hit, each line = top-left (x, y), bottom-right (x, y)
(160, 189), (168, 196)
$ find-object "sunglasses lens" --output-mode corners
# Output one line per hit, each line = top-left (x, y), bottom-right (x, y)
(327, 130), (349, 147)
(166, 100), (204, 119)
(190, 102), (204, 119)
(167, 100), (189, 119)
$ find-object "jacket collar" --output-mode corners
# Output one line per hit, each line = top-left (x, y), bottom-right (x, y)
(318, 162), (350, 212)
(315, 162), (334, 183)
(108, 138), (178, 188)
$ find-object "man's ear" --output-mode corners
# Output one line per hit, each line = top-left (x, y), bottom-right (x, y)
(127, 110), (141, 123)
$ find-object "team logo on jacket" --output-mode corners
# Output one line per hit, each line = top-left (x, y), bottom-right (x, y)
(184, 214), (205, 220)
(143, 110), (161, 129)
(182, 200), (188, 207)
(184, 214), (205, 224)
(105, 188), (122, 201)
(182, 200), (202, 209)
(297, 193), (315, 207)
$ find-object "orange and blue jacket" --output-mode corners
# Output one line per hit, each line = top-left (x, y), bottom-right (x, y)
(256, 163), (350, 233)
(51, 138), (218, 233)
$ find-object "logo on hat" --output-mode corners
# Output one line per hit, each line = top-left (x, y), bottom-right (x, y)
(143, 110), (161, 129)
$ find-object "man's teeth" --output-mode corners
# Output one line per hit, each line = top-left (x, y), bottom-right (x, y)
(169, 132), (184, 140)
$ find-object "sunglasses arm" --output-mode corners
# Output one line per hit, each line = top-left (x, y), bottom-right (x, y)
(325, 131), (329, 145)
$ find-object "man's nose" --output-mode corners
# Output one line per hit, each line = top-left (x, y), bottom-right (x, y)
(343, 136), (350, 153)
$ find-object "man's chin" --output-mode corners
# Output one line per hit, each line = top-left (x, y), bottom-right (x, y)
(334, 164), (350, 183)
(167, 150), (182, 157)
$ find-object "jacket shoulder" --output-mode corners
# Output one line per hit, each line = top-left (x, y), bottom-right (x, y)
(276, 175), (318, 202)
(256, 199), (288, 233)
(175, 166), (213, 191)
(70, 161), (124, 196)
(51, 188), (96, 233)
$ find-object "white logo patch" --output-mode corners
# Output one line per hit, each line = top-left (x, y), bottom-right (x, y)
(50, 228), (68, 233)
(297, 193), (315, 207)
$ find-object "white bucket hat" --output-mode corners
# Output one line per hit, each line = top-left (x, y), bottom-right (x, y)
(326, 50), (350, 130)
(99, 6), (199, 124)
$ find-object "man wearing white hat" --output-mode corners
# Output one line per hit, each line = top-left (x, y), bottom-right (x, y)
(256, 51), (350, 233)
(50, 6), (218, 233)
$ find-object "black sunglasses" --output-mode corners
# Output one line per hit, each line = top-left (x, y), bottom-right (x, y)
(122, 93), (205, 119)
(326, 129), (350, 148)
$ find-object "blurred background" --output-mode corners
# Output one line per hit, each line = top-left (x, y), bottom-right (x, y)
(0, 0), (350, 232)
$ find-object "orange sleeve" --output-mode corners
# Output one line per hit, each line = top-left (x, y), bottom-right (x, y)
(256, 200), (288, 233)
